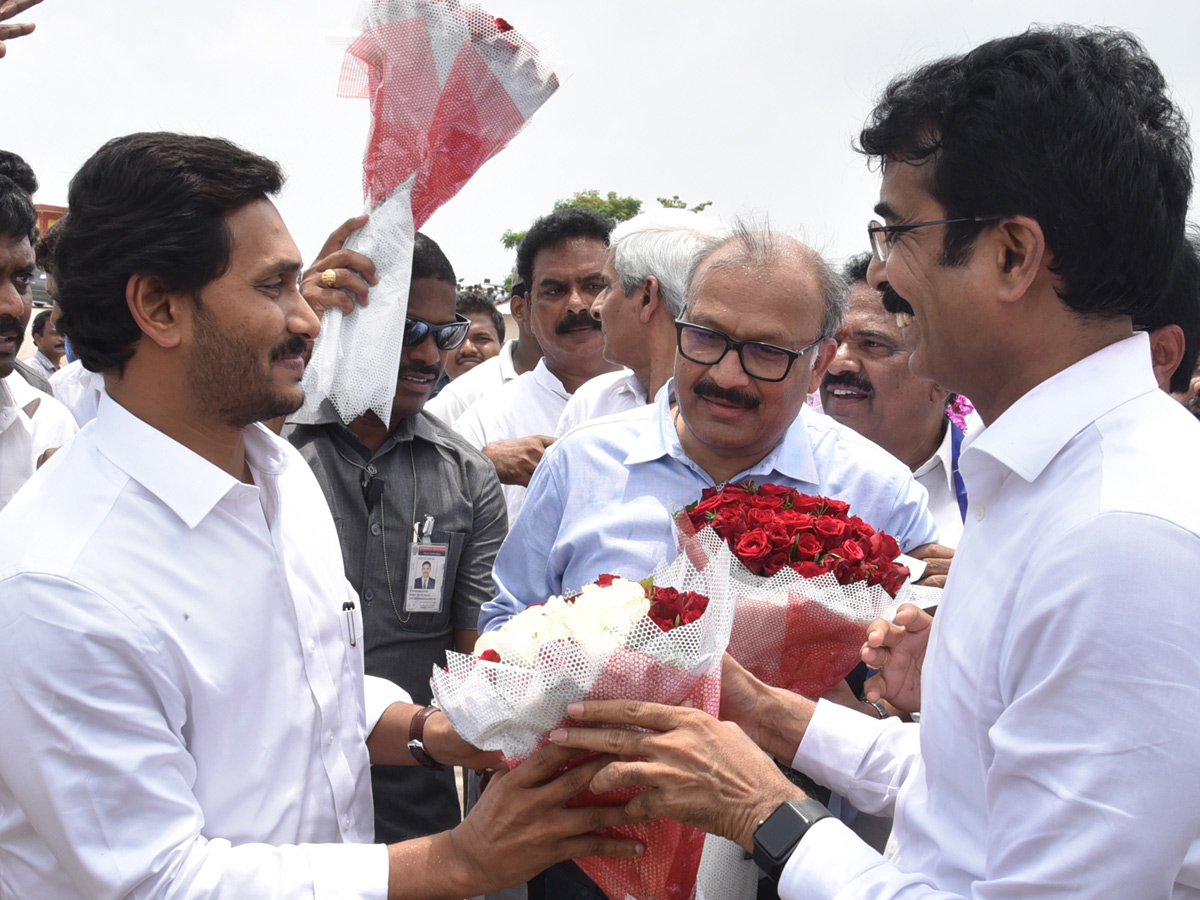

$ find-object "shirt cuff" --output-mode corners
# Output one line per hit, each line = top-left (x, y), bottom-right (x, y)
(791, 700), (917, 817)
(777, 817), (883, 900)
(363, 674), (412, 734)
(306, 839), (391, 900)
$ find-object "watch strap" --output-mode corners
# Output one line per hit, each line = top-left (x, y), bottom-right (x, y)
(752, 798), (831, 881)
(407, 706), (445, 770)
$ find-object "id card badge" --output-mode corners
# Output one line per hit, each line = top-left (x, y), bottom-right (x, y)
(405, 541), (448, 614)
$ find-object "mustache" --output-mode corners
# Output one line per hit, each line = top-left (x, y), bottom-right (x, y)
(398, 360), (440, 378)
(270, 336), (308, 362)
(0, 314), (23, 336)
(556, 311), (601, 334)
(880, 285), (914, 316)
(692, 378), (761, 410)
(822, 371), (872, 394)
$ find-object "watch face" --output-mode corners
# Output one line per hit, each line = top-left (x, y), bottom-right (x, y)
(756, 802), (809, 858)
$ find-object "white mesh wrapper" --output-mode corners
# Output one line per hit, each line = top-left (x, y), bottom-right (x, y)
(301, 180), (415, 425)
(431, 544), (736, 761)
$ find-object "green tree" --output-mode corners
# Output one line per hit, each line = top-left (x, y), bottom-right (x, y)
(657, 194), (712, 214)
(500, 189), (643, 249)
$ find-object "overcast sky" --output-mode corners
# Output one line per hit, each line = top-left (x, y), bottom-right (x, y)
(6, 1), (1200, 285)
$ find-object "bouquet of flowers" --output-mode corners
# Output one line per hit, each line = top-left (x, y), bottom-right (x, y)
(677, 481), (912, 699)
(304, 0), (559, 425)
(431, 548), (738, 900)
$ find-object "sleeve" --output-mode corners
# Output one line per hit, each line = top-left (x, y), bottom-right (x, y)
(0, 573), (390, 900)
(790, 700), (921, 818)
(450, 460), (509, 632)
(776, 513), (1200, 899)
(478, 448), (569, 633)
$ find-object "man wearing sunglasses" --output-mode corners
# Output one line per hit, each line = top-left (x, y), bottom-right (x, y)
(287, 228), (508, 847)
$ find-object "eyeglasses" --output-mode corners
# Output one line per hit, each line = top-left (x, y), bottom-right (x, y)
(674, 320), (823, 382)
(403, 313), (471, 350)
(867, 216), (1000, 262)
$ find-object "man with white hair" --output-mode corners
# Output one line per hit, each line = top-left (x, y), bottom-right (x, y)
(556, 209), (726, 434)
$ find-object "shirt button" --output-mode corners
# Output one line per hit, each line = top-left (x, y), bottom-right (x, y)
(344, 815), (351, 828)
(328, 732), (335, 745)
(974, 506), (986, 521)
(308, 640), (316, 653)
(371, 523), (382, 536)
(364, 588), (374, 602)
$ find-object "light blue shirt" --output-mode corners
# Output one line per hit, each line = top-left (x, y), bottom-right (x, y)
(482, 381), (938, 631)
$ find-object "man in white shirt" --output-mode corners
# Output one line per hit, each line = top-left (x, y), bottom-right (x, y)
(820, 253), (972, 546)
(0, 176), (77, 509)
(556, 209), (726, 436)
(551, 26), (1200, 899)
(0, 131), (639, 900)
(456, 208), (618, 521)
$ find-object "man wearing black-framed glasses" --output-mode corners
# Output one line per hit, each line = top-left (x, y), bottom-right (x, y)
(483, 220), (942, 899)
(287, 227), (509, 847)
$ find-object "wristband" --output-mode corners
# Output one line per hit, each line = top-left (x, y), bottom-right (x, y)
(752, 798), (831, 881)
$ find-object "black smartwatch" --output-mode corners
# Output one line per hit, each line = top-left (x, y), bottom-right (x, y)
(752, 798), (831, 881)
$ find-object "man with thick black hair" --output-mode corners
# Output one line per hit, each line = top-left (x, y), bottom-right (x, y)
(456, 207), (618, 522)
(553, 26), (1200, 899)
(0, 131), (638, 899)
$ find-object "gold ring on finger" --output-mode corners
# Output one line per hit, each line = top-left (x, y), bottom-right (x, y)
(321, 268), (337, 288)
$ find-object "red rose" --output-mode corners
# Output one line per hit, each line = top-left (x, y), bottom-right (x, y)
(479, 649), (501, 663)
(839, 539), (867, 562)
(595, 574), (618, 587)
(814, 515), (848, 548)
(776, 509), (815, 532)
(790, 494), (827, 515)
(791, 561), (826, 578)
(794, 533), (824, 561)
(823, 498), (851, 516)
(746, 507), (776, 528)
(733, 528), (774, 573)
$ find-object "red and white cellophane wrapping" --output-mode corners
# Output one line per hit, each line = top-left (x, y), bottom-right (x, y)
(303, 0), (559, 425)
(431, 546), (738, 900)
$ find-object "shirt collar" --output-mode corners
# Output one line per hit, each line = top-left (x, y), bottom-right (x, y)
(498, 341), (518, 380)
(289, 394), (466, 454)
(93, 393), (290, 529)
(966, 332), (1157, 483)
(624, 377), (820, 483)
(913, 419), (955, 493)
(532, 358), (572, 401)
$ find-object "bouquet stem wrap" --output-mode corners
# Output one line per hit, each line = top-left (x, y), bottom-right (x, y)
(303, 0), (559, 425)
(432, 546), (739, 900)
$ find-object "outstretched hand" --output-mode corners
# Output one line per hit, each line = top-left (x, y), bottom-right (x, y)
(1, 0), (43, 58)
(550, 698), (805, 852)
(861, 603), (934, 714)
(440, 743), (646, 895)
(300, 215), (378, 318)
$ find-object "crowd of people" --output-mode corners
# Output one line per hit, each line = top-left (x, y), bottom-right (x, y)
(2, 3), (1200, 899)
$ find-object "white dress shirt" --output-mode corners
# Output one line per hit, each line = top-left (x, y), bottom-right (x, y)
(455, 358), (573, 522)
(0, 393), (410, 899)
(783, 333), (1200, 898)
(0, 369), (77, 510)
(49, 358), (106, 427)
(554, 368), (648, 436)
(425, 339), (519, 426)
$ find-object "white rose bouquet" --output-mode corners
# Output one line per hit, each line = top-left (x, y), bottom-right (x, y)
(430, 546), (737, 900)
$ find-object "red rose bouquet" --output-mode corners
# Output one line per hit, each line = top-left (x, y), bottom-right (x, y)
(678, 481), (911, 699)
(431, 546), (738, 900)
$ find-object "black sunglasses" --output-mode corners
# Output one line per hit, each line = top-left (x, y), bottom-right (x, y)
(404, 314), (471, 350)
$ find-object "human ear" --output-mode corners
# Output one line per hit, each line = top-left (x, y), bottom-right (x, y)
(639, 276), (660, 323)
(993, 216), (1046, 304)
(806, 338), (837, 394)
(126, 273), (187, 349)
